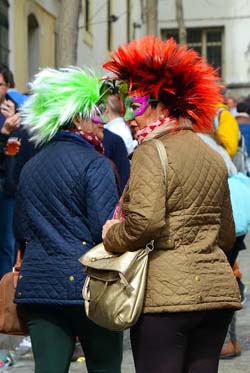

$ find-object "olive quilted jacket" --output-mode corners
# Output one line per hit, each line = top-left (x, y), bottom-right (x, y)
(104, 128), (241, 313)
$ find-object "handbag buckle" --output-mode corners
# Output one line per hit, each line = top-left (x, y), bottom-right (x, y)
(145, 240), (154, 252)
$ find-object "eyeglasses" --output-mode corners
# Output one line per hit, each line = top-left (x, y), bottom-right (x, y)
(91, 103), (107, 124)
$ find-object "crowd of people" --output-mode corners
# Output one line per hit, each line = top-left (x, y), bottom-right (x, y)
(0, 35), (249, 372)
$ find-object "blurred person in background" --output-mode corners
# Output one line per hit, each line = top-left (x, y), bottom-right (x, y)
(0, 64), (18, 279)
(197, 131), (248, 359)
(104, 92), (137, 156)
(235, 100), (250, 161)
(214, 99), (240, 159)
(91, 83), (131, 195)
(225, 94), (238, 117)
(213, 96), (247, 360)
(235, 100), (250, 124)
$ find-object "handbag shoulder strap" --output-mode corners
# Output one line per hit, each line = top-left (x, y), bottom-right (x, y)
(151, 139), (168, 184)
(13, 247), (23, 288)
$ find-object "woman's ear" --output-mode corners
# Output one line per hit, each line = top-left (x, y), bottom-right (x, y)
(104, 105), (109, 116)
(72, 115), (81, 129)
(157, 102), (169, 118)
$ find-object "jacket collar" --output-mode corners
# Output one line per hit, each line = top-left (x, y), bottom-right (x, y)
(51, 131), (94, 149)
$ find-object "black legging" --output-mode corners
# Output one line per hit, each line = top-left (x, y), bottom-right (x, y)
(227, 234), (246, 268)
(130, 309), (233, 373)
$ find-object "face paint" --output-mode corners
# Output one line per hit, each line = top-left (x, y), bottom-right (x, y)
(91, 103), (107, 124)
(124, 95), (150, 121)
(91, 115), (103, 124)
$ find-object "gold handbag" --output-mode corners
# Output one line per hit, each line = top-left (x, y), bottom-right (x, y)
(79, 139), (168, 331)
(79, 241), (154, 331)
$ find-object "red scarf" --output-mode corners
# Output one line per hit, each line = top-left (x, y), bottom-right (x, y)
(65, 129), (104, 154)
(113, 202), (124, 220)
(136, 116), (170, 144)
(81, 132), (104, 154)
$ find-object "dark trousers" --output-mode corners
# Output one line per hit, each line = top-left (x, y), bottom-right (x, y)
(18, 304), (123, 373)
(227, 235), (246, 268)
(130, 310), (233, 373)
(225, 235), (246, 343)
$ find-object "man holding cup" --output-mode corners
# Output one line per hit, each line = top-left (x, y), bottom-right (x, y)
(0, 64), (21, 279)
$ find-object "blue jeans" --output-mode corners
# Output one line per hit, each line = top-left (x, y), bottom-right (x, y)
(0, 177), (16, 278)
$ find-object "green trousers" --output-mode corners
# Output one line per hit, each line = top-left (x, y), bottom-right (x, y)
(18, 304), (123, 373)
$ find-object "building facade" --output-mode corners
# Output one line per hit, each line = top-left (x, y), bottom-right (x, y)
(8, 0), (57, 91)
(1, 0), (250, 97)
(3, 0), (146, 92)
(77, 0), (145, 71)
(159, 0), (250, 97)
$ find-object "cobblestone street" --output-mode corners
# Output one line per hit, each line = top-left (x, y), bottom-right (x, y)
(1, 236), (250, 373)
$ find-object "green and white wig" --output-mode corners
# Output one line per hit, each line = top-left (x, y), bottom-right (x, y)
(21, 67), (103, 145)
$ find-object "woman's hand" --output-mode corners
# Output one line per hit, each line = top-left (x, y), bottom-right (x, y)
(102, 219), (121, 239)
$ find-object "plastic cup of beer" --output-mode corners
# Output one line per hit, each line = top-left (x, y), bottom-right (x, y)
(6, 137), (19, 156)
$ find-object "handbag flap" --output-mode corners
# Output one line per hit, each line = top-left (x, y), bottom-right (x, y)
(86, 268), (119, 282)
(79, 242), (152, 275)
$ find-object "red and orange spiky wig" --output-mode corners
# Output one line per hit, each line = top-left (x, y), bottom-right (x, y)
(103, 36), (223, 132)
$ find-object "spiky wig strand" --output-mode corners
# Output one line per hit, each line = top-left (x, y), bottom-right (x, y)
(21, 67), (102, 145)
(103, 36), (223, 132)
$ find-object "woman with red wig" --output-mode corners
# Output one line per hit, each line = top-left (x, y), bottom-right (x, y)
(102, 36), (241, 373)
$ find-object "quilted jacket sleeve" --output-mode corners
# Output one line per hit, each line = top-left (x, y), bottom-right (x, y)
(218, 180), (236, 252)
(104, 141), (166, 252)
(86, 156), (118, 243)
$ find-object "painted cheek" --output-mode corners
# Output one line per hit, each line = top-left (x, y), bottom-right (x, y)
(124, 107), (135, 121)
(91, 115), (102, 124)
(91, 114), (107, 124)
(134, 102), (148, 117)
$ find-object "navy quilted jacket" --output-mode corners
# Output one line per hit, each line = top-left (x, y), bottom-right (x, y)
(14, 131), (118, 305)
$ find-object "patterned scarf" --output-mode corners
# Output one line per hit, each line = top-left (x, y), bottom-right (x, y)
(65, 129), (104, 154)
(113, 201), (124, 220)
(81, 132), (104, 154)
(136, 116), (170, 144)
(137, 117), (193, 144)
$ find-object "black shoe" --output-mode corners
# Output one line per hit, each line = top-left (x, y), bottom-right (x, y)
(236, 278), (247, 305)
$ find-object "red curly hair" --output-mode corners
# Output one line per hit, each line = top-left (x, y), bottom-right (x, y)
(103, 36), (223, 132)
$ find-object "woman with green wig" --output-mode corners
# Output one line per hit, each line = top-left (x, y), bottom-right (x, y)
(13, 67), (123, 373)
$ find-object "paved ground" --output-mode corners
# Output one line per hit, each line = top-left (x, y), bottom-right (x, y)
(1, 236), (250, 372)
